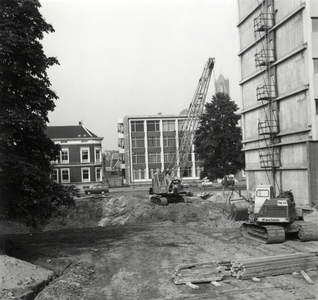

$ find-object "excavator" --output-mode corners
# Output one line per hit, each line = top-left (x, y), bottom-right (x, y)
(149, 58), (215, 205)
(234, 185), (318, 243)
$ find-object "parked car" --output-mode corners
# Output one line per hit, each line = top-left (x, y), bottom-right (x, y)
(201, 178), (213, 188)
(181, 182), (190, 188)
(221, 175), (238, 186)
(85, 184), (109, 195)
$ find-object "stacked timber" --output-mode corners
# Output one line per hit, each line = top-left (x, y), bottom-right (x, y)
(172, 261), (231, 285)
(231, 252), (318, 279)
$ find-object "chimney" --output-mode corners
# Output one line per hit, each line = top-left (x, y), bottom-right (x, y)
(79, 121), (82, 126)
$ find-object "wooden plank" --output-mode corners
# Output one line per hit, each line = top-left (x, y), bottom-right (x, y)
(235, 253), (317, 266)
(185, 282), (199, 289)
(174, 276), (224, 285)
(300, 270), (315, 285)
(240, 266), (318, 279)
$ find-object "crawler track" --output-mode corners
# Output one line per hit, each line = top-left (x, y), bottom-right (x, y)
(294, 221), (318, 241)
(241, 223), (285, 244)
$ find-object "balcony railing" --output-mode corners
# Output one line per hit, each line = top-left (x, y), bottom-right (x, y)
(256, 85), (277, 101)
(255, 49), (275, 67)
(260, 152), (280, 168)
(254, 13), (274, 32)
(258, 120), (278, 136)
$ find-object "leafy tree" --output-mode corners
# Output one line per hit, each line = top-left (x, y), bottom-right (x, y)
(194, 92), (245, 182)
(0, 0), (77, 224)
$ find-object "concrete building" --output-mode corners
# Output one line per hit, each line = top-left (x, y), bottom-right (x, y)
(237, 0), (318, 206)
(46, 124), (104, 190)
(215, 74), (230, 95)
(117, 114), (203, 186)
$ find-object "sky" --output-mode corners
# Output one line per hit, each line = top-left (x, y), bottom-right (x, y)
(40, 0), (241, 150)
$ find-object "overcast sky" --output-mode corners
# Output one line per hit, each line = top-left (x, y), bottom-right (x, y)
(40, 0), (241, 150)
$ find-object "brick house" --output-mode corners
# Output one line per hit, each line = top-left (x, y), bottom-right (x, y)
(46, 124), (104, 190)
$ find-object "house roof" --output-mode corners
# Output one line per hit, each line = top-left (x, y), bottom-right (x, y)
(46, 125), (100, 139)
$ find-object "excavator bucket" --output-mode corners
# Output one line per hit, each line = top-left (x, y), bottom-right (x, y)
(229, 200), (250, 221)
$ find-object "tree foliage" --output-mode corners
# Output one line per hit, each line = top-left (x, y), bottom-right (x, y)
(194, 93), (245, 181)
(0, 0), (77, 223)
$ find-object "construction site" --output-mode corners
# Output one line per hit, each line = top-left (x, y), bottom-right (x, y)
(1, 0), (318, 299)
(0, 188), (318, 300)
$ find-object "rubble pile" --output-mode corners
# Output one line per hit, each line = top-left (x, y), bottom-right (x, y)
(43, 193), (240, 231)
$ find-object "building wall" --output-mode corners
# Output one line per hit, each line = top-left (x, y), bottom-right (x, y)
(118, 115), (203, 185)
(51, 140), (103, 190)
(238, 0), (318, 207)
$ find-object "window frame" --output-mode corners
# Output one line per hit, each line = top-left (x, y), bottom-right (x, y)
(162, 120), (175, 131)
(81, 147), (90, 163)
(147, 120), (160, 132)
(132, 137), (145, 148)
(132, 153), (145, 164)
(148, 152), (161, 163)
(60, 148), (69, 164)
(95, 148), (101, 163)
(131, 121), (144, 132)
(81, 167), (90, 182)
(61, 168), (70, 183)
(147, 136), (160, 147)
(51, 169), (59, 183)
(95, 167), (102, 182)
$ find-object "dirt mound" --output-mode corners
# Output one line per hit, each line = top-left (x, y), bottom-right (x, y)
(42, 193), (239, 231)
(0, 255), (54, 300)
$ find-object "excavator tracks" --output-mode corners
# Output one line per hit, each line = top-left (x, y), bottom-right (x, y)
(150, 196), (168, 206)
(241, 223), (285, 244)
(294, 221), (318, 242)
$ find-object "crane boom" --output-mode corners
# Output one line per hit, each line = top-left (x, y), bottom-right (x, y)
(167, 57), (215, 180)
(150, 58), (215, 205)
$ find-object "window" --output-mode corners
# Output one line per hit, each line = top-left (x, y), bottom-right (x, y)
(149, 168), (154, 179)
(196, 166), (203, 177)
(164, 152), (175, 163)
(315, 99), (318, 115)
(162, 120), (175, 131)
(314, 59), (318, 73)
(60, 149), (69, 163)
(61, 168), (70, 183)
(178, 120), (185, 131)
(95, 148), (101, 163)
(312, 18), (318, 32)
(118, 138), (124, 148)
(147, 136), (160, 147)
(147, 120), (160, 132)
(163, 136), (176, 147)
(133, 168), (145, 180)
(131, 121), (144, 132)
(181, 167), (192, 178)
(148, 152), (161, 163)
(132, 137), (144, 148)
(96, 167), (102, 182)
(82, 168), (90, 182)
(256, 189), (269, 197)
(51, 169), (58, 182)
(81, 148), (90, 163)
(117, 123), (124, 133)
(132, 153), (145, 164)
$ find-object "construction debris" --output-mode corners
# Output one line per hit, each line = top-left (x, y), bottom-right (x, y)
(173, 252), (318, 288)
(230, 252), (318, 280)
(172, 261), (230, 285)
(300, 270), (315, 285)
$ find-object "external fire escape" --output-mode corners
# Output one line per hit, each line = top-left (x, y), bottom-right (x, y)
(254, 1), (280, 195)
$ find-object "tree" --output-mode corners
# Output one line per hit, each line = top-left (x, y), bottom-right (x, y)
(194, 93), (245, 182)
(0, 0), (76, 223)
